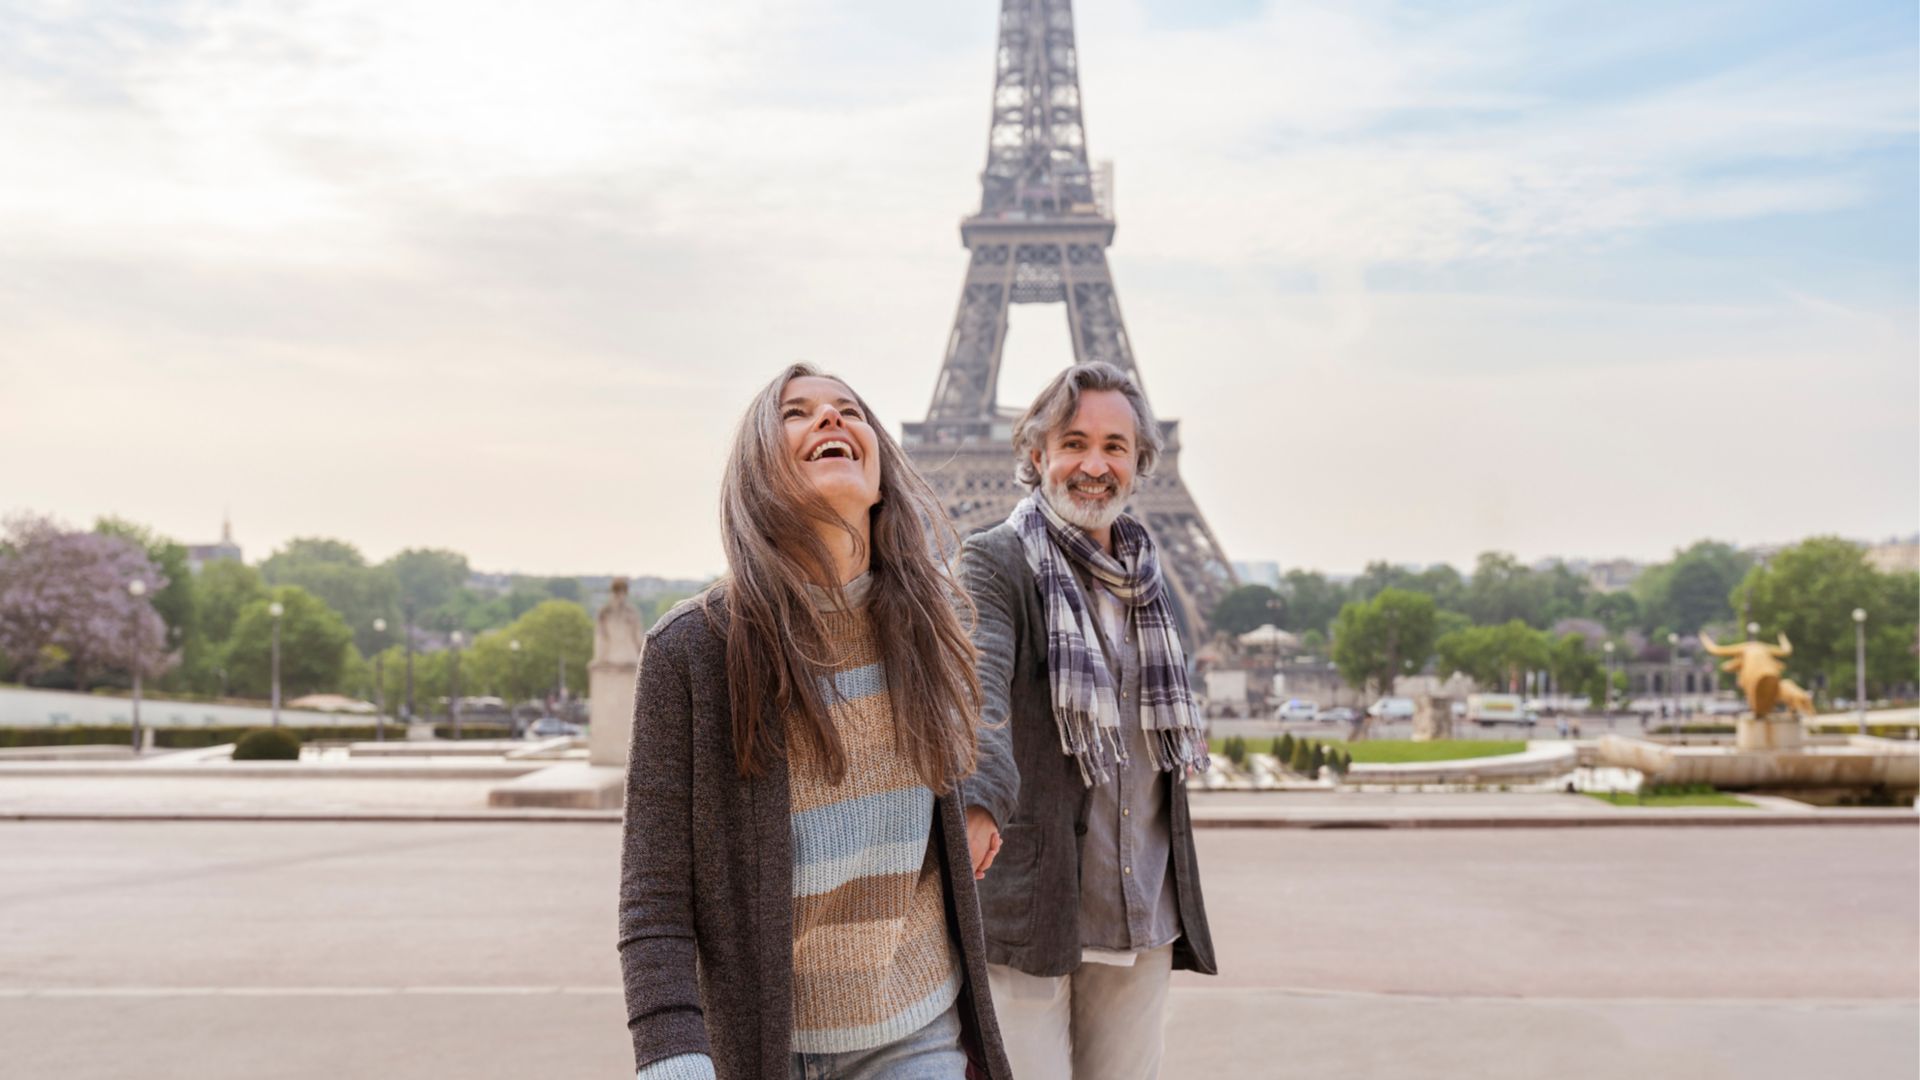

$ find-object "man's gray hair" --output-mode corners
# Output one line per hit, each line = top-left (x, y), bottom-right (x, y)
(1012, 361), (1162, 489)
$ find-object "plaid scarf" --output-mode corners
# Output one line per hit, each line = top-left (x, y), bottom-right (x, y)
(1011, 493), (1210, 786)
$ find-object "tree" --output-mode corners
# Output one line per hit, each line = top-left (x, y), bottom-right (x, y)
(1288, 738), (1313, 774)
(262, 538), (400, 655)
(195, 560), (268, 648)
(1332, 588), (1439, 701)
(0, 514), (168, 689)
(1348, 563), (1465, 614)
(1223, 735), (1246, 766)
(384, 548), (472, 615)
(94, 517), (194, 648)
(1436, 620), (1551, 691)
(1211, 584), (1282, 636)
(223, 586), (355, 698)
(377, 645), (449, 713)
(1276, 570), (1345, 634)
(1275, 733), (1295, 763)
(1548, 633), (1604, 702)
(1465, 553), (1549, 627)
(1586, 591), (1641, 633)
(1298, 628), (1328, 657)
(1741, 538), (1920, 698)
(1636, 541), (1751, 635)
(504, 600), (594, 701)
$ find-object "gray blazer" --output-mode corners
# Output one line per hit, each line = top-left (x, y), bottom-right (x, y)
(618, 592), (1012, 1080)
(958, 523), (1218, 978)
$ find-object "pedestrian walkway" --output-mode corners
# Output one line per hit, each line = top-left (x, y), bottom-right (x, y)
(2, 822), (1911, 1080)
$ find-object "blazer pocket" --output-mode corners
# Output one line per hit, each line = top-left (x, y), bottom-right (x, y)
(978, 823), (1043, 947)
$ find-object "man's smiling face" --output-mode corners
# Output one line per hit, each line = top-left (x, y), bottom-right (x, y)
(1033, 388), (1137, 534)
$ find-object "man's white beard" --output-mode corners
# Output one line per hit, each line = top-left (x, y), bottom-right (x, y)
(1042, 471), (1130, 533)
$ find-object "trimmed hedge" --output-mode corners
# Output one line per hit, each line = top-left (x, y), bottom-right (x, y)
(431, 723), (516, 741)
(0, 723), (406, 749)
(232, 728), (302, 761)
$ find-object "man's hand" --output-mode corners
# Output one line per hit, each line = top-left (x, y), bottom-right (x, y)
(964, 805), (1001, 880)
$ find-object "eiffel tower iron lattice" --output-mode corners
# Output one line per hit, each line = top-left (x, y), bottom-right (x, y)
(902, 0), (1238, 640)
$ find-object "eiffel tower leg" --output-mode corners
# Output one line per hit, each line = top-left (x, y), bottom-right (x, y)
(927, 244), (1017, 421)
(1062, 243), (1144, 392)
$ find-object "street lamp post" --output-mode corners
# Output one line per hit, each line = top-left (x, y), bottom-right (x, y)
(403, 600), (416, 722)
(127, 579), (148, 753)
(268, 600), (285, 728)
(1602, 640), (1615, 717)
(509, 639), (523, 731)
(1667, 632), (1680, 734)
(449, 630), (465, 740)
(1853, 608), (1868, 736)
(372, 617), (388, 742)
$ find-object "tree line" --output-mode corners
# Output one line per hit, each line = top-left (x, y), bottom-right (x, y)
(0, 513), (699, 710)
(1213, 538), (1917, 706)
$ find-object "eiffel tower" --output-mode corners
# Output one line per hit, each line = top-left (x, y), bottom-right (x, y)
(902, 0), (1238, 639)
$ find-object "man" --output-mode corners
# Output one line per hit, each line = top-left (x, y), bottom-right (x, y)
(960, 361), (1217, 1080)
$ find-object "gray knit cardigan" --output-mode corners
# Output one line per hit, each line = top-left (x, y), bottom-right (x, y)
(617, 591), (1012, 1080)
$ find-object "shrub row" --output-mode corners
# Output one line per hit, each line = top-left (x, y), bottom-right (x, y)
(0, 723), (407, 749)
(1217, 733), (1352, 777)
(430, 723), (517, 741)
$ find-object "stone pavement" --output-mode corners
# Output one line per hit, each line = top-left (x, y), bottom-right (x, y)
(3, 771), (1913, 829)
(1, 821), (1913, 1079)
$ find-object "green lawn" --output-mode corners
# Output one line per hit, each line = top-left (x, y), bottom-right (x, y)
(1584, 790), (1754, 808)
(1342, 740), (1525, 764)
(1210, 738), (1525, 764)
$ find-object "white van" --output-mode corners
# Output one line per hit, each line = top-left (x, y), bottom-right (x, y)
(1366, 697), (1416, 720)
(1465, 693), (1535, 727)
(1274, 699), (1320, 722)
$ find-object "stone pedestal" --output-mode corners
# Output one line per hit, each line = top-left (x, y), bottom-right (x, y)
(587, 578), (647, 768)
(1736, 715), (1806, 752)
(1412, 695), (1454, 742)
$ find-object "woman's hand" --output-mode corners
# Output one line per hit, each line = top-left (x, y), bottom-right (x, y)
(964, 805), (1001, 880)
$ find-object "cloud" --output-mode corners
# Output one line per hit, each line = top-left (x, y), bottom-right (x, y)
(0, 0), (1912, 576)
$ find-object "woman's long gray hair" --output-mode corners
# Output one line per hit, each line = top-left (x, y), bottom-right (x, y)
(709, 363), (981, 791)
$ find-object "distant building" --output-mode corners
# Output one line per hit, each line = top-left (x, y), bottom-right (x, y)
(1864, 537), (1919, 575)
(1232, 560), (1281, 589)
(186, 516), (242, 572)
(1583, 558), (1642, 594)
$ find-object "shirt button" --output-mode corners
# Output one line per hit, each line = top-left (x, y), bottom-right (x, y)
(1122, 807), (1131, 817)
(1123, 865), (1133, 875)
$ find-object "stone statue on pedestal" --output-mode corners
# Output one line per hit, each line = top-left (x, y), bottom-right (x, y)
(588, 578), (647, 767)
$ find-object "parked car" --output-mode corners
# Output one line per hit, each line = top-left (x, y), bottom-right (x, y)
(1274, 699), (1320, 722)
(1704, 698), (1746, 716)
(526, 717), (585, 739)
(1320, 706), (1359, 726)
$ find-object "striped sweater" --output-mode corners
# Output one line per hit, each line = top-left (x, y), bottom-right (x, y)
(633, 576), (960, 1080)
(786, 574), (961, 1053)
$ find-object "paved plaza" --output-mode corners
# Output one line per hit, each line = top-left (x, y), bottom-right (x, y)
(2, 821), (1914, 1079)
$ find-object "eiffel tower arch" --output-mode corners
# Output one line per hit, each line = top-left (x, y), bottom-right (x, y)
(902, 0), (1238, 640)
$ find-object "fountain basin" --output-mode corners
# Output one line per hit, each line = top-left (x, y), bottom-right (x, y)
(1598, 732), (1919, 793)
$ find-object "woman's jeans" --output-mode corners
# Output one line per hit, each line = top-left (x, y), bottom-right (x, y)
(788, 1001), (966, 1080)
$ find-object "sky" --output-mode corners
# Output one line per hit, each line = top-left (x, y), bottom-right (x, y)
(2, 0), (1915, 580)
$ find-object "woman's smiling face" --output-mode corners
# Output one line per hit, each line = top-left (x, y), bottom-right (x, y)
(781, 375), (881, 517)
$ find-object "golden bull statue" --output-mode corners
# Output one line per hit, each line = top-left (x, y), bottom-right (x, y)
(1698, 632), (1816, 719)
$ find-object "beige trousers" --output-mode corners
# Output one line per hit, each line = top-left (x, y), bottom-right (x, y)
(985, 945), (1174, 1080)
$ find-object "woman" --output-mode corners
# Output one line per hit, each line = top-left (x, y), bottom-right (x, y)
(618, 364), (1012, 1080)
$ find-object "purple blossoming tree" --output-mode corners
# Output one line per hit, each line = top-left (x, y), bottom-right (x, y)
(0, 513), (172, 690)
